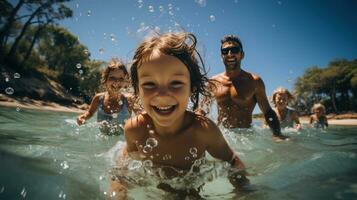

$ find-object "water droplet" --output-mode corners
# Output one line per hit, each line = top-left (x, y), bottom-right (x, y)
(149, 130), (155, 135)
(148, 5), (154, 12)
(209, 15), (216, 22)
(185, 156), (190, 161)
(110, 34), (116, 42)
(0, 186), (4, 193)
(118, 100), (123, 105)
(269, 117), (273, 121)
(138, 0), (143, 8)
(143, 145), (153, 153)
(99, 176), (104, 180)
(195, 0), (207, 7)
(5, 77), (9, 82)
(20, 187), (27, 198)
(76, 63), (82, 69)
(14, 73), (21, 79)
(146, 137), (158, 147)
(16, 107), (21, 112)
(192, 154), (197, 158)
(112, 113), (118, 118)
(5, 87), (14, 95)
(143, 159), (153, 167)
(84, 49), (89, 55)
(159, 5), (164, 12)
(189, 147), (198, 155)
(87, 10), (91, 17)
(78, 69), (83, 75)
(128, 160), (142, 169)
(98, 48), (104, 54)
(168, 10), (174, 16)
(61, 161), (69, 169)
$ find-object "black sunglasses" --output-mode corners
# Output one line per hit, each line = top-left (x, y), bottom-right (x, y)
(221, 46), (242, 55)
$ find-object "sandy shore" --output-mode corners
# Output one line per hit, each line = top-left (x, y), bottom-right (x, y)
(0, 94), (86, 114)
(300, 118), (357, 126)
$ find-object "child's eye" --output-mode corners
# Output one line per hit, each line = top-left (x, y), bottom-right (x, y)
(170, 81), (184, 89)
(141, 82), (156, 89)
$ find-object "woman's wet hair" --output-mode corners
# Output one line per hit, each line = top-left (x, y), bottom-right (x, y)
(220, 34), (243, 51)
(271, 87), (294, 106)
(101, 58), (129, 84)
(130, 32), (210, 110)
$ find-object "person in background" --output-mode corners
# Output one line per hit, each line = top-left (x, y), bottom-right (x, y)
(76, 58), (139, 135)
(309, 103), (328, 129)
(203, 34), (288, 142)
(269, 87), (301, 130)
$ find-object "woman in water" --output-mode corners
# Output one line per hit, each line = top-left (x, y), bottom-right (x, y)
(270, 87), (301, 130)
(77, 58), (138, 135)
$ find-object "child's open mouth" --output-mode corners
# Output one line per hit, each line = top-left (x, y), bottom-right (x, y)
(152, 105), (176, 115)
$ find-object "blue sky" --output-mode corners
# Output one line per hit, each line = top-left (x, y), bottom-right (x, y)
(57, 0), (357, 109)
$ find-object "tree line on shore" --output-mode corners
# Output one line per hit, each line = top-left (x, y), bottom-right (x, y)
(1, 0), (103, 103)
(1, 0), (356, 114)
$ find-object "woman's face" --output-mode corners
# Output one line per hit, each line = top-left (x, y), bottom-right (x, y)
(106, 69), (128, 93)
(137, 52), (191, 129)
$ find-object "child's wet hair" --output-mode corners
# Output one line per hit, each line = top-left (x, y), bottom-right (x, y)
(101, 58), (129, 84)
(271, 87), (294, 106)
(311, 103), (326, 114)
(130, 32), (210, 110)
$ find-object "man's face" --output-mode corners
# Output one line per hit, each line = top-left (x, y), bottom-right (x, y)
(221, 41), (243, 71)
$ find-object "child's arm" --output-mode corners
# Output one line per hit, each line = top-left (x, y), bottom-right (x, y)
(76, 93), (101, 125)
(309, 115), (314, 127)
(108, 117), (143, 199)
(324, 116), (329, 127)
(292, 111), (301, 130)
(203, 117), (249, 187)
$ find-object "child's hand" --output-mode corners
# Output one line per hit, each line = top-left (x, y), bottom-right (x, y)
(77, 115), (86, 125)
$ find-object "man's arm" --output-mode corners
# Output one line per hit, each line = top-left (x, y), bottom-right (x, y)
(254, 76), (287, 139)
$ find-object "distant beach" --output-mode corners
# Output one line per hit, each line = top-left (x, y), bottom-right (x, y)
(0, 94), (86, 114)
(2, 94), (357, 126)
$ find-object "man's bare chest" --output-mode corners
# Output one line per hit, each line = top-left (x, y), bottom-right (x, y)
(215, 83), (255, 104)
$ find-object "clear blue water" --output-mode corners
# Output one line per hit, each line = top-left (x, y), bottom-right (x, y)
(0, 106), (357, 199)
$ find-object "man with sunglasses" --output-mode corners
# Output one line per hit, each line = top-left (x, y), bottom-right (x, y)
(207, 35), (288, 142)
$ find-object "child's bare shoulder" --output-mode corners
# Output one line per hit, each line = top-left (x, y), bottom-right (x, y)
(190, 112), (220, 134)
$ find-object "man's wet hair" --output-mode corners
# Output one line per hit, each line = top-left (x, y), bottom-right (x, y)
(221, 35), (243, 51)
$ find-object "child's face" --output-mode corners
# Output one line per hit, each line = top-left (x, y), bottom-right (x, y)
(137, 52), (191, 128)
(315, 107), (324, 117)
(106, 69), (128, 93)
(275, 93), (288, 108)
